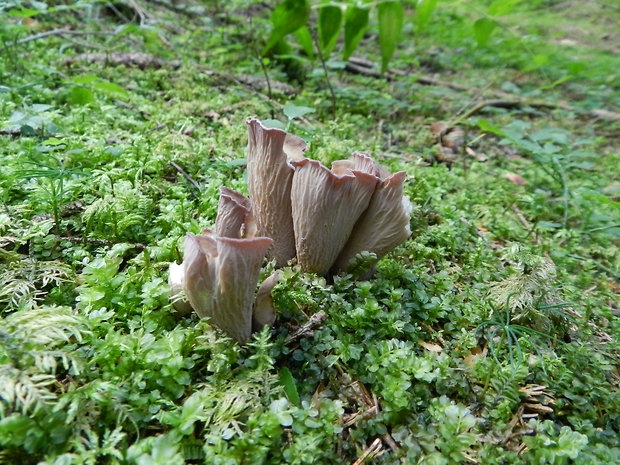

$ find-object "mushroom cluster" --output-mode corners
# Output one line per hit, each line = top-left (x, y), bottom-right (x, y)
(169, 119), (412, 342)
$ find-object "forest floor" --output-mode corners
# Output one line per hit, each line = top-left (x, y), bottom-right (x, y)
(0, 1), (619, 464)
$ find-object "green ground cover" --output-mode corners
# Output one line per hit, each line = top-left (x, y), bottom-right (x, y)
(1, 0), (619, 463)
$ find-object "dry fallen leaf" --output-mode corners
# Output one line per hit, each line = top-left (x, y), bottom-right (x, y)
(505, 172), (526, 186)
(418, 339), (443, 353)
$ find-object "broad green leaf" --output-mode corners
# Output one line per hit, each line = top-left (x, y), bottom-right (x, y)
(477, 119), (504, 136)
(521, 53), (549, 72)
(279, 367), (300, 406)
(71, 75), (99, 85)
(343, 5), (369, 60)
(9, 7), (40, 17)
(488, 0), (521, 16)
(583, 194), (620, 210)
(68, 87), (94, 105)
(415, 0), (438, 32)
(537, 221), (562, 229)
(318, 4), (343, 58)
(295, 26), (314, 59)
(283, 104), (315, 121)
(377, 1), (404, 73)
(473, 18), (497, 47)
(261, 119), (287, 130)
(93, 81), (127, 95)
(43, 137), (64, 146)
(263, 0), (310, 55)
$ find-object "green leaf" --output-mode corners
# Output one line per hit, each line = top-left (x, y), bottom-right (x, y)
(295, 26), (314, 59)
(343, 5), (369, 61)
(318, 4), (343, 58)
(473, 18), (498, 47)
(68, 87), (94, 105)
(263, 0), (310, 55)
(283, 104), (315, 121)
(377, 1), (404, 73)
(71, 75), (99, 85)
(537, 221), (562, 229)
(477, 119), (504, 135)
(488, 0), (521, 16)
(415, 0), (438, 32)
(9, 7), (40, 17)
(261, 119), (287, 130)
(93, 81), (127, 95)
(279, 367), (301, 406)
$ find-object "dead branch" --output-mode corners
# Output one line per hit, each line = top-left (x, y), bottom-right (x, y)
(346, 57), (620, 122)
(351, 438), (383, 465)
(170, 161), (201, 191)
(286, 310), (328, 345)
(57, 236), (146, 250)
(236, 73), (296, 95)
(63, 52), (181, 69)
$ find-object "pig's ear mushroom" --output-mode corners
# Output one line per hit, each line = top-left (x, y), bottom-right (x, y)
(182, 232), (273, 343)
(216, 187), (256, 239)
(284, 133), (308, 161)
(246, 119), (296, 266)
(290, 158), (378, 276)
(332, 171), (412, 275)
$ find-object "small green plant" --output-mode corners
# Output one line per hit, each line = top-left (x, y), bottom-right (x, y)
(18, 153), (89, 234)
(264, 0), (405, 73)
(479, 119), (598, 228)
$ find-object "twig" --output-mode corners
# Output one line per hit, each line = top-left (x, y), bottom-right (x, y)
(352, 438), (383, 465)
(382, 433), (399, 452)
(312, 31), (337, 117)
(63, 52), (181, 69)
(170, 161), (201, 191)
(345, 57), (620, 122)
(58, 236), (146, 250)
(511, 204), (540, 244)
(286, 310), (328, 345)
(18, 29), (114, 45)
(200, 66), (321, 128)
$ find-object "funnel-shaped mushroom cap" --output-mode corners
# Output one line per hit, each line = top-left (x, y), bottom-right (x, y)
(247, 119), (296, 266)
(252, 270), (281, 332)
(168, 261), (193, 315)
(284, 134), (308, 160)
(290, 158), (379, 275)
(332, 171), (412, 273)
(332, 151), (389, 178)
(183, 232), (273, 343)
(216, 187), (257, 239)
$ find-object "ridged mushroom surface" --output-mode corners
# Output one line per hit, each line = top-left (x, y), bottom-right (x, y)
(246, 119), (296, 266)
(290, 158), (378, 275)
(215, 187), (256, 239)
(183, 232), (273, 343)
(332, 171), (412, 273)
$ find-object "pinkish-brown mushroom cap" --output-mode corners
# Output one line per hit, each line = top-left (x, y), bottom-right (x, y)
(332, 151), (389, 179)
(246, 119), (296, 266)
(216, 187), (256, 239)
(182, 231), (273, 343)
(284, 133), (308, 160)
(332, 171), (412, 274)
(290, 158), (379, 275)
